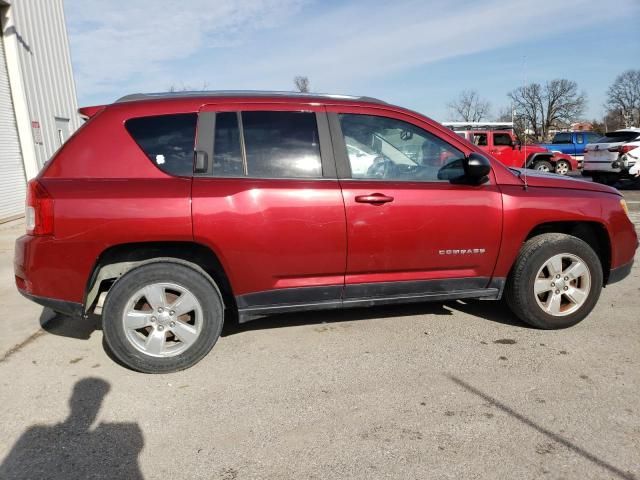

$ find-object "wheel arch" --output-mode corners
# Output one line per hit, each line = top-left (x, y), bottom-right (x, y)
(84, 241), (236, 315)
(525, 152), (554, 168)
(523, 221), (612, 284)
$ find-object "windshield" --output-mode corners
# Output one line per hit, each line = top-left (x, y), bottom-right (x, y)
(594, 131), (640, 143)
(552, 133), (572, 144)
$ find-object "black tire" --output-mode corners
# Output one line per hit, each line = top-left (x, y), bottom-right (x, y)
(554, 160), (570, 175)
(505, 233), (603, 329)
(102, 262), (224, 373)
(532, 160), (553, 172)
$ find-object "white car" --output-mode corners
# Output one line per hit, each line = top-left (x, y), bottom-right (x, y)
(625, 145), (640, 176)
(582, 128), (640, 184)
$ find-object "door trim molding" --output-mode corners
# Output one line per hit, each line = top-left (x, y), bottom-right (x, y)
(236, 277), (504, 322)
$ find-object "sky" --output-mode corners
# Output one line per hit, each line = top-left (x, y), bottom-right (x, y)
(65, 0), (640, 122)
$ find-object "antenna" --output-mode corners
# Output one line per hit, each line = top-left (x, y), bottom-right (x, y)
(521, 55), (528, 191)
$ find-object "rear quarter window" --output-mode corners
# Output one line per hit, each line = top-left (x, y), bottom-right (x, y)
(125, 113), (197, 176)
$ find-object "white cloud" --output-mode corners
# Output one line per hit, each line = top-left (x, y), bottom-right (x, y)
(66, 0), (639, 104)
(214, 0), (637, 89)
(65, 0), (307, 101)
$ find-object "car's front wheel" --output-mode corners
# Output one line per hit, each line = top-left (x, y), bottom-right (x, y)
(554, 160), (570, 175)
(102, 262), (224, 373)
(505, 233), (603, 329)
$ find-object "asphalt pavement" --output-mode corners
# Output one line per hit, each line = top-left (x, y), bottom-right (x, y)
(0, 186), (639, 480)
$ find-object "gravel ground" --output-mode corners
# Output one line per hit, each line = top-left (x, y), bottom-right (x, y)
(0, 188), (638, 480)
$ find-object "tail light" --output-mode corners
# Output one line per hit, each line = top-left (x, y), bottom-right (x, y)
(608, 145), (636, 154)
(25, 180), (54, 236)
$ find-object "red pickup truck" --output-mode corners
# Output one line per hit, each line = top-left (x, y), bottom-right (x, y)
(453, 129), (578, 174)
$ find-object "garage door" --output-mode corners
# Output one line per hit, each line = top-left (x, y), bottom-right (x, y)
(0, 32), (27, 222)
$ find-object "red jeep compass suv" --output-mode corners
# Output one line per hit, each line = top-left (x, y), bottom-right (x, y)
(15, 92), (637, 373)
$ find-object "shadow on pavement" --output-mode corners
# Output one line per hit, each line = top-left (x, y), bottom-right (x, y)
(615, 178), (640, 191)
(448, 374), (636, 480)
(0, 378), (144, 480)
(40, 309), (98, 340)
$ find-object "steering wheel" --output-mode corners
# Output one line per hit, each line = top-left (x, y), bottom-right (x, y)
(366, 155), (394, 178)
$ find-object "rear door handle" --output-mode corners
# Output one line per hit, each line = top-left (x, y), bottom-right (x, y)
(355, 193), (394, 204)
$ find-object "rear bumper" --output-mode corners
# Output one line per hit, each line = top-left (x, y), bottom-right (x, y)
(18, 290), (84, 318)
(608, 258), (634, 285)
(14, 234), (88, 304)
(582, 160), (621, 173)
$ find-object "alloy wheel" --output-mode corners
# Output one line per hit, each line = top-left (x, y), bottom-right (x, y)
(122, 282), (203, 357)
(533, 253), (591, 317)
(555, 161), (570, 175)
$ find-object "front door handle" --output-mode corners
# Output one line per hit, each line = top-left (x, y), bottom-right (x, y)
(355, 193), (394, 204)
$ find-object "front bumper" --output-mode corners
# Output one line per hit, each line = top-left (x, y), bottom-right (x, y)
(608, 258), (634, 285)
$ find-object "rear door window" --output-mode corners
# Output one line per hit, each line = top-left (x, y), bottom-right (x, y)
(208, 111), (323, 178)
(125, 114), (197, 176)
(242, 111), (322, 178)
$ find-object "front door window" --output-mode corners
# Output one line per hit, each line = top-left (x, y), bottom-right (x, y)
(339, 114), (466, 182)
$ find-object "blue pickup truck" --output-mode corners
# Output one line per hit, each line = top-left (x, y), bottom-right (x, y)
(537, 131), (602, 168)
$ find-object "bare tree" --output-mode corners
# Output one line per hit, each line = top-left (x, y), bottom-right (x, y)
(447, 90), (491, 122)
(168, 82), (210, 92)
(602, 109), (627, 132)
(293, 76), (310, 93)
(495, 106), (513, 123)
(495, 106), (529, 141)
(508, 79), (586, 141)
(605, 70), (640, 127)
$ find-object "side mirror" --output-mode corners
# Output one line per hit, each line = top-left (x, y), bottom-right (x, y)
(512, 140), (521, 150)
(464, 153), (491, 181)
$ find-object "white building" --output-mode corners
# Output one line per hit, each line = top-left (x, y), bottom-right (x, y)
(0, 0), (80, 222)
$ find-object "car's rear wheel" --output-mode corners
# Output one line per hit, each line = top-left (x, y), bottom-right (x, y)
(102, 262), (224, 373)
(532, 160), (553, 172)
(505, 233), (602, 329)
(555, 160), (570, 175)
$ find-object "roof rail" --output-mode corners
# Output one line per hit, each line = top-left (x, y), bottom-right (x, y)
(115, 90), (387, 104)
(441, 121), (514, 131)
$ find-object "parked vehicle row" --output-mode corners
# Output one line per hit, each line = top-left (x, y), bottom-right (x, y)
(445, 122), (640, 184)
(443, 123), (578, 175)
(456, 129), (577, 174)
(15, 92), (637, 372)
(537, 131), (601, 168)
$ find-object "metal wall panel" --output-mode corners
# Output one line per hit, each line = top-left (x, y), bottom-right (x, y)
(0, 29), (27, 221)
(10, 0), (80, 167)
